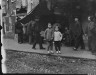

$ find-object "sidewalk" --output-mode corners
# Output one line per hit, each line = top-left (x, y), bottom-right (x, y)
(2, 38), (96, 59)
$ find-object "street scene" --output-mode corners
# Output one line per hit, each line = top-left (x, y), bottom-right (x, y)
(2, 0), (96, 74)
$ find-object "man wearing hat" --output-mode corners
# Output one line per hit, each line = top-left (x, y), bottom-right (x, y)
(15, 16), (23, 44)
(73, 18), (85, 50)
(85, 16), (96, 52)
(32, 16), (45, 49)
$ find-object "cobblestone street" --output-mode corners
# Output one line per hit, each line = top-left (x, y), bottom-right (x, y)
(5, 49), (96, 74)
(2, 0), (96, 74)
(3, 38), (96, 74)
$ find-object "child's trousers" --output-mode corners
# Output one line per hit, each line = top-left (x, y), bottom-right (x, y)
(54, 41), (61, 51)
(47, 40), (53, 51)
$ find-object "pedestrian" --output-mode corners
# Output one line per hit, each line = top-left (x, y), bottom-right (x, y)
(85, 16), (96, 53)
(32, 17), (45, 50)
(92, 17), (96, 53)
(53, 26), (62, 54)
(45, 23), (53, 54)
(73, 18), (85, 50)
(15, 17), (23, 44)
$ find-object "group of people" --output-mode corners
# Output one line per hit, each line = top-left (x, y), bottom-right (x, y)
(45, 23), (62, 54)
(15, 16), (96, 54)
(69, 16), (96, 53)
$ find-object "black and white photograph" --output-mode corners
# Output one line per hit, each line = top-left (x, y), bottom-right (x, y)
(1, 0), (96, 74)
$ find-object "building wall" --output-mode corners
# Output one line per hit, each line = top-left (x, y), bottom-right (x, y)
(2, 0), (39, 38)
(2, 0), (16, 39)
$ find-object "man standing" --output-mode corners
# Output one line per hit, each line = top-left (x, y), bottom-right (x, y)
(15, 17), (23, 44)
(85, 16), (96, 53)
(73, 18), (85, 50)
(93, 16), (96, 53)
(32, 17), (45, 50)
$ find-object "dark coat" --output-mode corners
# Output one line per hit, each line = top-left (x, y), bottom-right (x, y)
(15, 21), (23, 34)
(33, 22), (41, 40)
(92, 23), (96, 51)
(85, 21), (96, 51)
(85, 21), (95, 37)
(72, 21), (83, 38)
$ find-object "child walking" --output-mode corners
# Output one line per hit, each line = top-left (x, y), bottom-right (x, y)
(45, 23), (53, 54)
(54, 26), (62, 54)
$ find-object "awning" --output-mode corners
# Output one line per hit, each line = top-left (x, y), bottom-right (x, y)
(20, 1), (51, 24)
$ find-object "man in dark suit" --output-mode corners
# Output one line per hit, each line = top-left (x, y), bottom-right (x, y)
(15, 17), (23, 44)
(32, 17), (45, 50)
(73, 18), (85, 50)
(85, 16), (96, 52)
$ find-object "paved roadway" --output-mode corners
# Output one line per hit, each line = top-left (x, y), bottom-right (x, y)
(2, 39), (96, 59)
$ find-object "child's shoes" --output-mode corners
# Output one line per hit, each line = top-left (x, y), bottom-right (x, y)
(56, 51), (59, 54)
(48, 51), (50, 54)
(51, 51), (54, 53)
(58, 51), (61, 54)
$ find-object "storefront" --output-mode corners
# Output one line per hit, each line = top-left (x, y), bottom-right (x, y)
(2, 0), (96, 38)
(2, 0), (39, 38)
